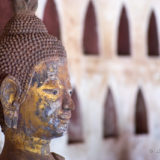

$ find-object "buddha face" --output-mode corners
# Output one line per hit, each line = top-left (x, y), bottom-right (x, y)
(18, 58), (74, 140)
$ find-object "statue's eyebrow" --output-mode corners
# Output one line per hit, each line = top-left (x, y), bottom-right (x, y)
(43, 78), (58, 85)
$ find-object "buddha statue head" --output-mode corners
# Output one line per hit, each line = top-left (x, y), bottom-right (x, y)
(0, 0), (74, 159)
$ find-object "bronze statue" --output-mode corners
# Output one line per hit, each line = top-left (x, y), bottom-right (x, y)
(0, 0), (74, 160)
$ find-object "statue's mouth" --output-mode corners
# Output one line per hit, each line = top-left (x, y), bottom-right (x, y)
(58, 111), (71, 121)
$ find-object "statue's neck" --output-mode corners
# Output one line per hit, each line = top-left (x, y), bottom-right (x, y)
(3, 129), (50, 156)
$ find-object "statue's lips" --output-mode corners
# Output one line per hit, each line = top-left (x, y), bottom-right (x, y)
(58, 111), (71, 120)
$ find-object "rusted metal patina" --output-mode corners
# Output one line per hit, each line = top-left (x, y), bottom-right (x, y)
(0, 0), (74, 160)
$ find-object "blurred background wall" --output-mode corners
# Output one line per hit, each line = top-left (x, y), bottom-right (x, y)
(1, 0), (160, 160)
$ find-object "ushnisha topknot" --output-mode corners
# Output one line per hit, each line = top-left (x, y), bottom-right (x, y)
(13, 0), (38, 15)
(0, 0), (66, 129)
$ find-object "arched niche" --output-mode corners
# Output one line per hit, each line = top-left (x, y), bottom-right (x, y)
(68, 89), (84, 144)
(135, 89), (148, 134)
(83, 1), (99, 55)
(103, 88), (118, 138)
(43, 0), (61, 39)
(0, 0), (13, 35)
(117, 6), (131, 56)
(147, 11), (159, 56)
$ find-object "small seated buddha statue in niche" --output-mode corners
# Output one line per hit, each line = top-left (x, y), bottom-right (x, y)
(0, 0), (74, 160)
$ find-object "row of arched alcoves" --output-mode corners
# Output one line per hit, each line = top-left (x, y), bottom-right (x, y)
(68, 88), (148, 144)
(43, 0), (159, 56)
(0, 0), (159, 56)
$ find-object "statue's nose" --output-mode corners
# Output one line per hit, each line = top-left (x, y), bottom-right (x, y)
(62, 95), (75, 111)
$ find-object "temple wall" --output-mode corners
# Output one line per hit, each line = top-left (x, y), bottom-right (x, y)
(1, 0), (160, 160)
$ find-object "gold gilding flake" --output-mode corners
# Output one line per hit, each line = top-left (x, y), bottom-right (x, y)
(48, 65), (54, 72)
(6, 129), (50, 155)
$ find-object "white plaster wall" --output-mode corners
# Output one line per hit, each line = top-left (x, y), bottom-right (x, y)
(0, 127), (4, 154)
(1, 0), (160, 160)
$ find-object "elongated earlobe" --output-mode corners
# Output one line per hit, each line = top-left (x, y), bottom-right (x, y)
(0, 76), (20, 129)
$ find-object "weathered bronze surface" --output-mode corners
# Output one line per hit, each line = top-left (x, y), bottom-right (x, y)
(0, 0), (74, 160)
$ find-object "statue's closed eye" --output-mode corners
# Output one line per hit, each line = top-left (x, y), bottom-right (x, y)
(43, 89), (59, 95)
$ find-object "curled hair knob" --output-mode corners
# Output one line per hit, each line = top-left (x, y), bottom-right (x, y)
(13, 0), (38, 15)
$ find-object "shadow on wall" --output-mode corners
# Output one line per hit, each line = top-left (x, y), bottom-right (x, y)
(43, 0), (61, 40)
(83, 0), (99, 55)
(119, 135), (130, 160)
(68, 88), (84, 144)
(117, 6), (130, 56)
(103, 88), (118, 139)
(0, 0), (13, 34)
(147, 10), (159, 56)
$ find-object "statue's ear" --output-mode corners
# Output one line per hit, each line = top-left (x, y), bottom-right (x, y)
(0, 76), (20, 129)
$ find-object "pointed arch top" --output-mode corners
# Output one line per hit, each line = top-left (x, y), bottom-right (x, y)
(0, 0), (13, 35)
(83, 1), (99, 55)
(147, 10), (159, 56)
(117, 6), (131, 56)
(43, 0), (61, 39)
(103, 88), (118, 138)
(135, 89), (148, 134)
(68, 88), (84, 144)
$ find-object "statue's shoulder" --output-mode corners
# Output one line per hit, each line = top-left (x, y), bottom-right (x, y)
(52, 152), (65, 160)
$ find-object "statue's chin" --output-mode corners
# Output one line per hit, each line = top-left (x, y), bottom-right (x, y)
(41, 125), (68, 140)
(42, 132), (63, 140)
(52, 132), (64, 139)
(51, 126), (68, 139)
